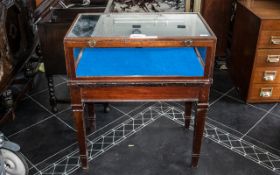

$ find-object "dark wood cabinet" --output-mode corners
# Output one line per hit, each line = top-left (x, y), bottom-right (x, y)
(201, 0), (233, 57)
(229, 0), (280, 102)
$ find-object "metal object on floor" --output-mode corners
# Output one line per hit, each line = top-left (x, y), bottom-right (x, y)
(0, 132), (29, 175)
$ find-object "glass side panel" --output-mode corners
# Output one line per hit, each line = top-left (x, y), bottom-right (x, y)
(197, 47), (207, 63)
(67, 13), (211, 38)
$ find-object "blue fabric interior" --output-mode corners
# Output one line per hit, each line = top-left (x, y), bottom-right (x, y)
(73, 48), (81, 60)
(75, 47), (204, 77)
(197, 47), (207, 63)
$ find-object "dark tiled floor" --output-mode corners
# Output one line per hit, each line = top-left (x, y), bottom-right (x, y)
(75, 117), (276, 175)
(1, 70), (280, 175)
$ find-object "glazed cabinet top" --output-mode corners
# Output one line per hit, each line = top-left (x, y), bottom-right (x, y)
(64, 13), (216, 84)
(64, 13), (216, 48)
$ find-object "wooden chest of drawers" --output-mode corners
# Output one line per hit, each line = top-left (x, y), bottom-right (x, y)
(229, 0), (280, 102)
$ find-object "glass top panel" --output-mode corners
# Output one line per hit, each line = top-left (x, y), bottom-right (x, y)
(67, 13), (211, 38)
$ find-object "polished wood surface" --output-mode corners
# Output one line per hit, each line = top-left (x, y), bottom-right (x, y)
(239, 0), (280, 19)
(229, 0), (280, 102)
(64, 13), (216, 169)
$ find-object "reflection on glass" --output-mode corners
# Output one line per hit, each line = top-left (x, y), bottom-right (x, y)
(68, 15), (100, 37)
(68, 13), (211, 38)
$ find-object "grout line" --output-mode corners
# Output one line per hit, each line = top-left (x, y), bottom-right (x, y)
(34, 141), (78, 168)
(241, 103), (278, 139)
(8, 107), (71, 138)
(53, 115), (77, 132)
(170, 101), (280, 154)
(8, 116), (54, 138)
(109, 104), (133, 116)
(27, 94), (77, 132)
(270, 111), (280, 120)
(214, 88), (279, 118)
(162, 104), (280, 175)
(35, 103), (150, 169)
(37, 103), (161, 174)
(26, 95), (53, 115)
(25, 81), (67, 100)
(109, 102), (149, 117)
(209, 115), (280, 153)
(21, 153), (41, 173)
(210, 87), (235, 106)
(225, 94), (273, 113)
(88, 102), (149, 137)
(207, 117), (244, 136)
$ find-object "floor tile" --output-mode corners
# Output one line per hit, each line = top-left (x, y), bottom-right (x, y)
(242, 135), (280, 157)
(1, 98), (52, 136)
(31, 82), (70, 113)
(270, 103), (280, 117)
(209, 89), (223, 104)
(212, 69), (234, 93)
(57, 103), (126, 136)
(8, 117), (77, 165)
(206, 118), (244, 138)
(29, 73), (65, 96)
(109, 102), (145, 114)
(247, 114), (280, 156)
(74, 117), (277, 175)
(208, 96), (267, 134)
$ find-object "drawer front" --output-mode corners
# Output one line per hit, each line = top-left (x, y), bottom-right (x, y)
(258, 31), (280, 49)
(262, 20), (280, 31)
(248, 84), (280, 101)
(252, 67), (280, 83)
(81, 86), (200, 102)
(255, 49), (280, 67)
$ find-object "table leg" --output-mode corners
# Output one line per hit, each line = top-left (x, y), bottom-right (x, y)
(47, 75), (58, 113)
(72, 104), (88, 169)
(184, 102), (192, 129)
(87, 103), (96, 130)
(191, 103), (208, 168)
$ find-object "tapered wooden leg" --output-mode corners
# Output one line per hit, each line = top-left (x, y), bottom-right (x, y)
(185, 102), (192, 129)
(191, 103), (208, 168)
(87, 103), (96, 130)
(72, 104), (88, 169)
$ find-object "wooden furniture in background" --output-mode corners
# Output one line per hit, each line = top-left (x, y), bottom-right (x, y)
(201, 0), (233, 57)
(36, 0), (107, 112)
(229, 0), (280, 102)
(0, 0), (40, 125)
(64, 13), (216, 169)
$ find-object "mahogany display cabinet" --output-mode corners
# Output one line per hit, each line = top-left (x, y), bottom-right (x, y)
(64, 13), (216, 169)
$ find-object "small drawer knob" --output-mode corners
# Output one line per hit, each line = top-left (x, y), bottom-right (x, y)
(271, 36), (280, 45)
(267, 55), (280, 63)
(263, 71), (277, 81)
(260, 88), (273, 98)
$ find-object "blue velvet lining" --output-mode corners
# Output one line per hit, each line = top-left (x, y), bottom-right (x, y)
(73, 48), (81, 60)
(197, 47), (207, 63)
(75, 47), (204, 77)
